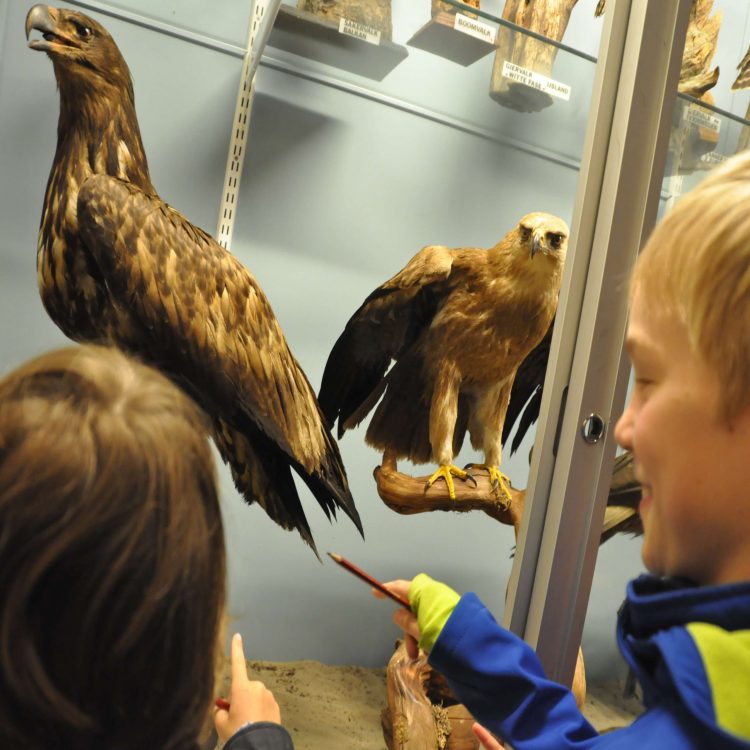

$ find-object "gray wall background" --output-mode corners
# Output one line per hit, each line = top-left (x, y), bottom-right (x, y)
(1, 0), (749, 681)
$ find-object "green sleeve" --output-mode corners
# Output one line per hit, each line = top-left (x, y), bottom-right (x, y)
(409, 573), (461, 652)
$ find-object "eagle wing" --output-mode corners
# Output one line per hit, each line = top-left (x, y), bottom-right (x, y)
(318, 244), (460, 438)
(76, 174), (360, 547)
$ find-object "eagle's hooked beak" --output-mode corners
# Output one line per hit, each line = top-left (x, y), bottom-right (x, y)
(530, 230), (543, 259)
(26, 5), (75, 52)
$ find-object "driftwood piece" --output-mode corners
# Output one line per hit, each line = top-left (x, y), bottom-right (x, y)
(382, 640), (479, 750)
(490, 0), (579, 112)
(298, 0), (393, 39)
(678, 0), (722, 98)
(598, 0), (721, 98)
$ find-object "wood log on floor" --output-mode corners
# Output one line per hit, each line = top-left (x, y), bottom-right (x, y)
(490, 0), (579, 112)
(382, 640), (479, 750)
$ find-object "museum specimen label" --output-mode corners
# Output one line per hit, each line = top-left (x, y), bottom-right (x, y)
(501, 61), (571, 101)
(453, 13), (496, 43)
(339, 17), (381, 45)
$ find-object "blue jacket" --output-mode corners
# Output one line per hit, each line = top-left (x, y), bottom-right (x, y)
(429, 575), (750, 749)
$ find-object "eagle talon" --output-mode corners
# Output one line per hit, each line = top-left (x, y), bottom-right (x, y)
(465, 464), (513, 510)
(425, 464), (471, 500)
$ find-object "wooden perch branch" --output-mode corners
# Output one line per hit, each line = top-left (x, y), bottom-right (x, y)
(374, 458), (524, 531)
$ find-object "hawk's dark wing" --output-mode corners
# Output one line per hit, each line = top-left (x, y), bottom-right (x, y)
(76, 174), (361, 549)
(601, 451), (642, 543)
(502, 322), (553, 455)
(319, 245), (459, 438)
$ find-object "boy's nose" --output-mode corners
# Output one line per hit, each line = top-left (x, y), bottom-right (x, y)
(614, 404), (633, 451)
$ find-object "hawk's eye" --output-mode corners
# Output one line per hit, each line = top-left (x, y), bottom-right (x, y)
(547, 233), (563, 249)
(520, 226), (532, 241)
(73, 22), (93, 39)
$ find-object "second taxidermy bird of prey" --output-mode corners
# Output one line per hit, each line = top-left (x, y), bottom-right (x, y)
(319, 213), (568, 502)
(25, 5), (362, 553)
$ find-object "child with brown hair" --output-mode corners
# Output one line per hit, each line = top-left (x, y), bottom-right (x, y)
(378, 150), (750, 750)
(0, 344), (294, 749)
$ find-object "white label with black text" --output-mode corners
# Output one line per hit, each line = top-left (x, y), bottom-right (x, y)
(700, 151), (726, 166)
(339, 17), (381, 45)
(684, 105), (721, 134)
(501, 61), (571, 101)
(453, 13), (496, 43)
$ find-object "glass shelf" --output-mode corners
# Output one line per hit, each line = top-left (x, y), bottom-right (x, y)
(662, 92), (750, 204)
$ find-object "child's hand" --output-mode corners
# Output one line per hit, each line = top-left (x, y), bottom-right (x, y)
(213, 633), (283, 742)
(372, 579), (421, 658)
(473, 722), (505, 749)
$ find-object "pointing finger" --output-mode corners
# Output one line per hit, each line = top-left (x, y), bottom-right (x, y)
(230, 633), (250, 687)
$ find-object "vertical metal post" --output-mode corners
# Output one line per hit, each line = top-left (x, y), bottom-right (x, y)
(502, 0), (692, 686)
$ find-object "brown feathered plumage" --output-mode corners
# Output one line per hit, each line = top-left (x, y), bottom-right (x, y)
(319, 213), (568, 500)
(25, 4), (361, 553)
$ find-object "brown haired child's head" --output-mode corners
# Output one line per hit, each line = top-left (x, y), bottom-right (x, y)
(0, 344), (226, 749)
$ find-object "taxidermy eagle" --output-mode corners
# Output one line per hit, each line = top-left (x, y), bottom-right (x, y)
(319, 213), (568, 502)
(25, 4), (362, 553)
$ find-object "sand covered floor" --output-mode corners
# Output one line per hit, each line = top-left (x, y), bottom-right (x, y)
(212, 659), (642, 749)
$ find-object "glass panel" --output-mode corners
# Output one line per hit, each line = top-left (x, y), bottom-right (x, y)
(663, 93), (750, 203)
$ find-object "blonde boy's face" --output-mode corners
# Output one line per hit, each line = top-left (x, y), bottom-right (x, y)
(614, 290), (750, 586)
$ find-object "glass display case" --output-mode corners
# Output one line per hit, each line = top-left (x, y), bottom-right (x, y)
(1, 0), (750, 743)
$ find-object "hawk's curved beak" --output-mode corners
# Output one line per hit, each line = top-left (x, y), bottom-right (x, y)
(530, 231), (542, 259)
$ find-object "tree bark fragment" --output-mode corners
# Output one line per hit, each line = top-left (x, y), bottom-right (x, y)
(298, 0), (393, 39)
(490, 0), (579, 112)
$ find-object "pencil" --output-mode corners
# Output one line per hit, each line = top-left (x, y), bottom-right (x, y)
(327, 552), (411, 610)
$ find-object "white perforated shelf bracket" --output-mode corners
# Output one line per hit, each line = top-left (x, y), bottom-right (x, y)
(216, 0), (283, 250)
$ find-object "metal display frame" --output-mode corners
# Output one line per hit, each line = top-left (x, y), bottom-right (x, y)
(503, 0), (694, 687)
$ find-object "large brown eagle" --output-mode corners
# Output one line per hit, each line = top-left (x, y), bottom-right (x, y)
(319, 213), (568, 502)
(25, 5), (362, 553)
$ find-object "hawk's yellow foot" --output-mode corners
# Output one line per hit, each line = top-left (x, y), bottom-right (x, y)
(465, 464), (512, 509)
(425, 464), (477, 500)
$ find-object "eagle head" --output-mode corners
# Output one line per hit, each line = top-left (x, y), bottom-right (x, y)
(26, 5), (133, 97)
(518, 212), (569, 261)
